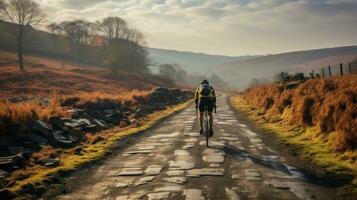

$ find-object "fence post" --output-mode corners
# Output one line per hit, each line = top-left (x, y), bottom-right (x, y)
(340, 63), (343, 76)
(281, 71), (285, 86)
(349, 62), (352, 74)
(322, 68), (325, 78)
(328, 66), (332, 77)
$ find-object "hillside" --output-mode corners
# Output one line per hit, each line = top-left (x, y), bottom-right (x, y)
(148, 48), (258, 75)
(213, 46), (357, 89)
(0, 20), (256, 77)
(0, 50), (173, 99)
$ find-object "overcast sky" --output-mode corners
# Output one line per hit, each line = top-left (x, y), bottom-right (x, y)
(39, 0), (357, 56)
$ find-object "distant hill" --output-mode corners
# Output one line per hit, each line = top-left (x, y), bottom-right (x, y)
(147, 48), (258, 75)
(212, 46), (357, 89)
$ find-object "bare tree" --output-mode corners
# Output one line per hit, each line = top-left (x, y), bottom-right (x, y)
(0, 0), (5, 19)
(0, 0), (44, 70)
(99, 16), (128, 41)
(60, 20), (91, 52)
(47, 22), (63, 52)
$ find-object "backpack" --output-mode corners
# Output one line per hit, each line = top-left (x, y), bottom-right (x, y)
(199, 84), (211, 96)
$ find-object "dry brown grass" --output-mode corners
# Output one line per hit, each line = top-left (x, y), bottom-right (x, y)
(243, 75), (357, 151)
(0, 50), (174, 136)
(0, 50), (173, 98)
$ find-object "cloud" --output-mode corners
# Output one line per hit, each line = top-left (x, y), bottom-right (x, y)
(38, 0), (357, 55)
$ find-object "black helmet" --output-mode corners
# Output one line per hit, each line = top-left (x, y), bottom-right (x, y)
(201, 79), (209, 85)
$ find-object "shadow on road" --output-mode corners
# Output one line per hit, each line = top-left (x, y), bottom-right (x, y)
(213, 144), (353, 188)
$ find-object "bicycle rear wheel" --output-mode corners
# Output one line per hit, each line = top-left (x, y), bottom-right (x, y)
(204, 111), (209, 147)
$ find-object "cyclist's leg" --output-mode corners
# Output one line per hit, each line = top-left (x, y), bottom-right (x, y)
(198, 99), (205, 134)
(207, 100), (214, 135)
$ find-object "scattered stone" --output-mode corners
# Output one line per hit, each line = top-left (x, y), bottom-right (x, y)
(135, 176), (156, 186)
(44, 158), (60, 167)
(117, 168), (143, 176)
(49, 116), (65, 129)
(169, 161), (195, 170)
(155, 185), (183, 192)
(164, 177), (187, 184)
(184, 132), (200, 137)
(145, 165), (163, 175)
(166, 170), (185, 176)
(187, 168), (225, 177)
(32, 120), (53, 136)
(209, 163), (221, 168)
(147, 192), (170, 200)
(7, 146), (25, 155)
(225, 187), (241, 200)
(174, 150), (190, 156)
(0, 169), (9, 178)
(183, 189), (205, 200)
(202, 155), (225, 163)
(263, 180), (290, 189)
(93, 119), (108, 128)
(232, 174), (239, 179)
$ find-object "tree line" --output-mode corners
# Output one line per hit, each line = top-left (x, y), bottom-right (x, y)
(0, 0), (148, 75)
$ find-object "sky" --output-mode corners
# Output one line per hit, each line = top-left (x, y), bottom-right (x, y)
(38, 0), (357, 56)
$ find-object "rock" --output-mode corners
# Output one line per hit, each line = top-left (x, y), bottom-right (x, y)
(183, 189), (205, 200)
(117, 168), (143, 176)
(25, 133), (48, 145)
(154, 185), (183, 192)
(225, 188), (241, 200)
(135, 176), (156, 186)
(147, 192), (170, 200)
(49, 116), (65, 129)
(0, 153), (23, 166)
(187, 168), (225, 177)
(103, 109), (114, 115)
(145, 165), (163, 175)
(164, 177), (187, 184)
(119, 120), (129, 127)
(44, 158), (60, 167)
(77, 118), (91, 127)
(7, 146), (25, 155)
(67, 108), (86, 119)
(0, 170), (9, 179)
(32, 120), (53, 136)
(93, 119), (107, 128)
(52, 131), (73, 147)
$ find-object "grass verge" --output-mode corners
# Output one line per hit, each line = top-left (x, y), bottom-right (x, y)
(230, 95), (357, 194)
(6, 100), (192, 199)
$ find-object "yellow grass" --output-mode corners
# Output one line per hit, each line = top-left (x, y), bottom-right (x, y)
(230, 95), (357, 191)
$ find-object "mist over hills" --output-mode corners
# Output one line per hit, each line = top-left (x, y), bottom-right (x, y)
(147, 48), (258, 75)
(212, 46), (357, 89)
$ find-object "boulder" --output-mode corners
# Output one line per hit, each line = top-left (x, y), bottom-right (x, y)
(26, 133), (48, 145)
(119, 120), (129, 127)
(44, 158), (60, 167)
(7, 146), (25, 155)
(93, 119), (107, 128)
(32, 120), (53, 136)
(0, 169), (9, 179)
(49, 116), (65, 129)
(52, 131), (73, 147)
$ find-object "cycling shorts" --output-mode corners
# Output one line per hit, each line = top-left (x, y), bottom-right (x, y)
(198, 97), (214, 113)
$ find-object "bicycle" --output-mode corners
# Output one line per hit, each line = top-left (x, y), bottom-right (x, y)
(197, 105), (216, 147)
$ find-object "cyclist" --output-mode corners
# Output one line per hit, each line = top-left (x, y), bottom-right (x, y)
(194, 79), (216, 136)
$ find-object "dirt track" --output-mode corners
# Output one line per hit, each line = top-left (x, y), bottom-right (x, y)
(48, 94), (336, 200)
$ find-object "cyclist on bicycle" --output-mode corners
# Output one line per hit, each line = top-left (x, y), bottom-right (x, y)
(195, 79), (216, 136)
